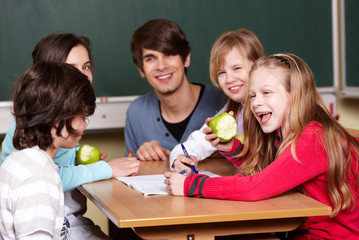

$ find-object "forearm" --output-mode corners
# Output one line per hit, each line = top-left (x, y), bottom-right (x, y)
(184, 126), (328, 201)
(59, 161), (112, 192)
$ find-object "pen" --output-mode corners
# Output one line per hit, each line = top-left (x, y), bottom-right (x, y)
(128, 151), (133, 157)
(181, 144), (198, 174)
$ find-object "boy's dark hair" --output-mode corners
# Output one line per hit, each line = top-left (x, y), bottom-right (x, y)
(130, 18), (191, 72)
(32, 33), (93, 69)
(12, 62), (96, 151)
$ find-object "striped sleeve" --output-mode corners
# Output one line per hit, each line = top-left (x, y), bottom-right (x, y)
(184, 174), (210, 198)
(13, 175), (63, 238)
(220, 138), (246, 167)
(183, 139), (246, 197)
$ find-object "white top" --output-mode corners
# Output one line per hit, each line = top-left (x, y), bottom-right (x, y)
(0, 147), (69, 240)
(169, 104), (243, 170)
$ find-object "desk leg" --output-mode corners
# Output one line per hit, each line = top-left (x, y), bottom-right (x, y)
(134, 218), (301, 240)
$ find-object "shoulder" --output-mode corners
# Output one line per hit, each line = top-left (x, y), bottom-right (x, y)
(5, 148), (57, 178)
(0, 150), (59, 193)
(130, 92), (157, 105)
(202, 84), (222, 95)
(128, 92), (158, 111)
(295, 122), (326, 151)
(301, 121), (324, 138)
(126, 92), (159, 124)
(195, 84), (227, 111)
(203, 84), (220, 92)
(201, 84), (227, 101)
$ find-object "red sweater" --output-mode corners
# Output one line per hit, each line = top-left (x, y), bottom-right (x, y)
(184, 122), (359, 239)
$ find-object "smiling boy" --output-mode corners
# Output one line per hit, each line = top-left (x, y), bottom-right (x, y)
(125, 18), (227, 161)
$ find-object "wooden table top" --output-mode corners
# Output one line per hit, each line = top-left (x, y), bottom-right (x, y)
(79, 158), (332, 228)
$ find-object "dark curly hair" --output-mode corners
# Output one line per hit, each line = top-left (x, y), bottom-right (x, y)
(12, 62), (96, 151)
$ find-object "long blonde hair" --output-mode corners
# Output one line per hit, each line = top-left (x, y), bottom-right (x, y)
(209, 29), (264, 117)
(239, 53), (359, 216)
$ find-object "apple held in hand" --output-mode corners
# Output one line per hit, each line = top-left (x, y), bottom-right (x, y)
(76, 144), (101, 165)
(209, 112), (237, 142)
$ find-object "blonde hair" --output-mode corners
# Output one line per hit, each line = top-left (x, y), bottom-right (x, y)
(240, 53), (359, 216)
(209, 29), (264, 117)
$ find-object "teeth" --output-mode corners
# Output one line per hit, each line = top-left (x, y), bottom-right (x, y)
(258, 112), (270, 116)
(230, 86), (240, 90)
(158, 74), (171, 79)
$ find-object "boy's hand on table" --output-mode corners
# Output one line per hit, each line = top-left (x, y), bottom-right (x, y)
(107, 157), (141, 177)
(136, 140), (170, 161)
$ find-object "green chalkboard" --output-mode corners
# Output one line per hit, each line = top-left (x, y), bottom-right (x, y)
(0, 0), (333, 101)
(344, 0), (359, 87)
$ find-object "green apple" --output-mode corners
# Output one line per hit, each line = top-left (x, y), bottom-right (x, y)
(76, 144), (101, 165)
(209, 112), (237, 142)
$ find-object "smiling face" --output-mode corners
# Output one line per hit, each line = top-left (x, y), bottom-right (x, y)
(138, 48), (190, 95)
(217, 47), (252, 104)
(249, 66), (290, 135)
(66, 44), (93, 83)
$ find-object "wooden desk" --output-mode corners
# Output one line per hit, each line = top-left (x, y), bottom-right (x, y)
(79, 158), (332, 240)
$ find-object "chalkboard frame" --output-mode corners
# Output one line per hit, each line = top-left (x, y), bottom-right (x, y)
(340, 0), (359, 98)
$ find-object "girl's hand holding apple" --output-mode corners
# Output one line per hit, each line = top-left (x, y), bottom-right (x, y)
(204, 111), (236, 152)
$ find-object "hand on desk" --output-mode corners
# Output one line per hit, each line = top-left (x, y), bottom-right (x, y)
(204, 116), (234, 153)
(107, 157), (141, 177)
(164, 171), (185, 196)
(173, 154), (199, 173)
(136, 140), (170, 161)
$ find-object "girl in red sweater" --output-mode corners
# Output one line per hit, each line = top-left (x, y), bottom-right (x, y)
(164, 53), (359, 239)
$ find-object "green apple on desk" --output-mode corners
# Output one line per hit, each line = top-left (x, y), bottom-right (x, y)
(209, 112), (237, 142)
(76, 144), (101, 165)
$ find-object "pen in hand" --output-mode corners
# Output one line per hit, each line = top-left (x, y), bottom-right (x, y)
(181, 144), (198, 174)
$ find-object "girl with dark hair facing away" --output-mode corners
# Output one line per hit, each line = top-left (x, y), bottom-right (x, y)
(0, 62), (96, 239)
(165, 53), (359, 239)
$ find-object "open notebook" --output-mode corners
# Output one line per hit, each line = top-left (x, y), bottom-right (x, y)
(116, 171), (219, 196)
